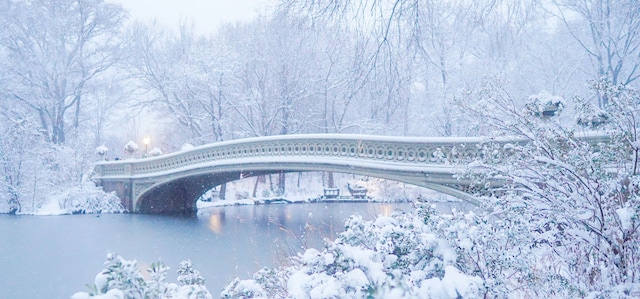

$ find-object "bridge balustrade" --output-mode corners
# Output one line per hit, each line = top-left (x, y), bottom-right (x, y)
(94, 135), (501, 178)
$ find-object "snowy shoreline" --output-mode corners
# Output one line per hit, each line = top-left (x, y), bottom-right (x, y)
(8, 195), (427, 216)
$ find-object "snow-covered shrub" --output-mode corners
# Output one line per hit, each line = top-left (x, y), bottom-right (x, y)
(123, 141), (139, 155)
(221, 211), (483, 298)
(524, 91), (564, 117)
(149, 147), (163, 156)
(459, 79), (640, 296)
(95, 145), (109, 156)
(175, 260), (212, 298)
(58, 185), (125, 214)
(181, 143), (194, 151)
(0, 114), (99, 214)
(72, 254), (212, 299)
(575, 99), (609, 128)
(417, 202), (571, 297)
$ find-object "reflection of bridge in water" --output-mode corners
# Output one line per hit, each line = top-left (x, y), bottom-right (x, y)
(90, 133), (606, 215)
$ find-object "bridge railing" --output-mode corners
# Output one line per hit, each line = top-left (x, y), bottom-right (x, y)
(91, 133), (611, 179)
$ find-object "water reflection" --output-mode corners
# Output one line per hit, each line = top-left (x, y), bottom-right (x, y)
(379, 204), (394, 216)
(208, 212), (224, 234)
(197, 202), (420, 252)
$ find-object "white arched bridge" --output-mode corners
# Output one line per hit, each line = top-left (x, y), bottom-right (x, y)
(90, 133), (606, 214)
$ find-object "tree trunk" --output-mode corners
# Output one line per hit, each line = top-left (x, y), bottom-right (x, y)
(252, 175), (266, 197)
(277, 171), (285, 195)
(52, 113), (65, 144)
(327, 171), (335, 188)
(8, 187), (20, 214)
(219, 183), (226, 200)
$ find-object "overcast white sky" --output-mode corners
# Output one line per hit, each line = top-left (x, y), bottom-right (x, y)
(111, 0), (271, 34)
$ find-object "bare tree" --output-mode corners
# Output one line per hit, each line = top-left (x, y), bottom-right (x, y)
(552, 0), (640, 106)
(128, 23), (200, 142)
(0, 0), (127, 144)
(229, 17), (316, 138)
(277, 0), (545, 137)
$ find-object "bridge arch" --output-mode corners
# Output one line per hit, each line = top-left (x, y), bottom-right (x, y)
(131, 157), (481, 214)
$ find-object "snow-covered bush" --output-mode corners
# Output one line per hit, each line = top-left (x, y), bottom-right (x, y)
(575, 99), (609, 128)
(72, 254), (212, 299)
(417, 203), (570, 297)
(524, 91), (564, 117)
(123, 141), (139, 155)
(95, 145), (109, 156)
(0, 115), (100, 214)
(181, 143), (194, 151)
(221, 210), (483, 298)
(57, 186), (125, 214)
(149, 147), (163, 156)
(459, 79), (640, 296)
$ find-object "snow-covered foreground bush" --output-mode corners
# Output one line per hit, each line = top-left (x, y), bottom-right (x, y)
(221, 208), (483, 299)
(458, 79), (640, 297)
(72, 254), (212, 299)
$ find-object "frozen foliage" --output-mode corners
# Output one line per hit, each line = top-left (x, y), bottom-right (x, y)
(149, 147), (163, 156)
(72, 254), (212, 299)
(460, 80), (640, 297)
(51, 185), (125, 215)
(95, 145), (109, 156)
(221, 210), (483, 298)
(0, 114), (107, 214)
(124, 141), (139, 154)
(576, 99), (609, 128)
(524, 91), (564, 117)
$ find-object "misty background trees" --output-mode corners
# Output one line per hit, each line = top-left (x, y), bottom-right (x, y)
(0, 0), (638, 209)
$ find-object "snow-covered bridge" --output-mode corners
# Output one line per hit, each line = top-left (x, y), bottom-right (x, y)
(90, 133), (603, 214)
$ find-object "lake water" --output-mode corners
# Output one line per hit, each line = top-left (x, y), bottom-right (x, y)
(0, 201), (470, 299)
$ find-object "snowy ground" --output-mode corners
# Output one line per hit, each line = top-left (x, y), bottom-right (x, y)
(196, 173), (456, 211)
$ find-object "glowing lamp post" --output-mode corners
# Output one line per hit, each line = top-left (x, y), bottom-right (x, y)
(143, 137), (150, 157)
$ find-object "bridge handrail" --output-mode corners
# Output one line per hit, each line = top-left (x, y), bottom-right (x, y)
(91, 132), (611, 179)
